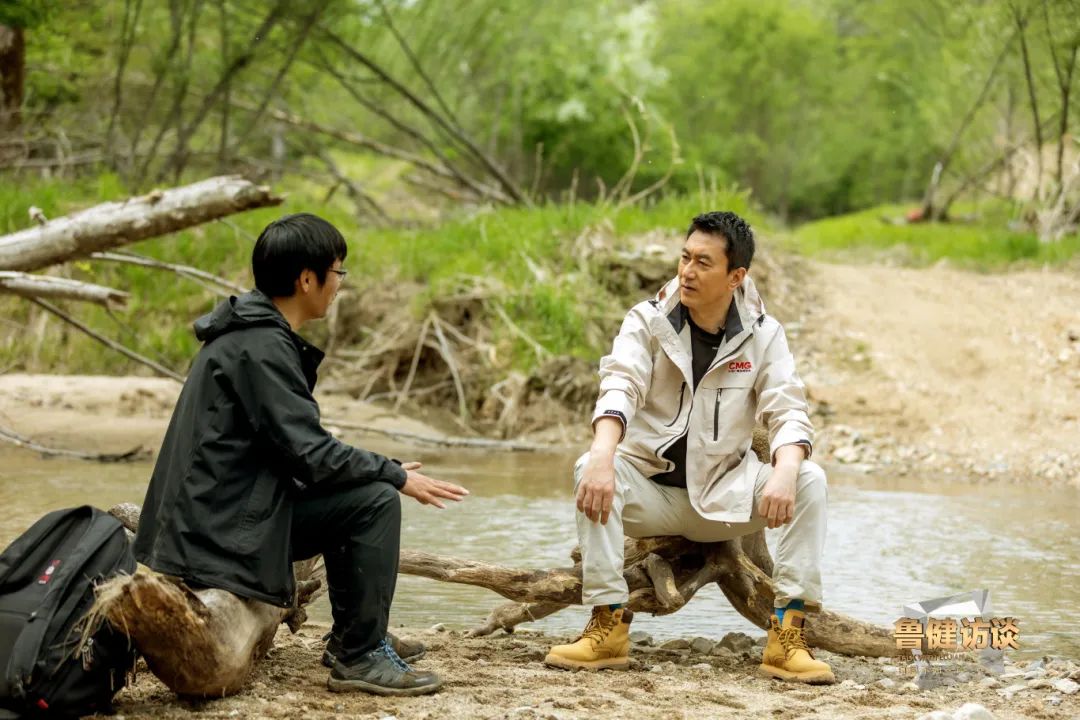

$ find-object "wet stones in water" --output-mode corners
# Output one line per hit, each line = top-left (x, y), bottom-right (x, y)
(659, 639), (690, 651)
(629, 631), (653, 646)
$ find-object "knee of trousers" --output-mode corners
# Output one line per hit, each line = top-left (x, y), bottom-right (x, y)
(795, 460), (828, 509)
(344, 481), (402, 524)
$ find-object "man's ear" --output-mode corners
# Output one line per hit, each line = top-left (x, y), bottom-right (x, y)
(293, 269), (311, 296)
(729, 267), (747, 289)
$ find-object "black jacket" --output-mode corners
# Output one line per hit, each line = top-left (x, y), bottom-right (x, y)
(133, 290), (406, 607)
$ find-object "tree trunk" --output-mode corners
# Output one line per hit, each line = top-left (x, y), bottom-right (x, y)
(0, 24), (24, 132)
(0, 175), (282, 272)
(97, 504), (325, 697)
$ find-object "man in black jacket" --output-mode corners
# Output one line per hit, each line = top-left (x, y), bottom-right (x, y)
(134, 213), (467, 696)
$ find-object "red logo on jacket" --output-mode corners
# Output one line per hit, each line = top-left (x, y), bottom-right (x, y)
(728, 361), (753, 373)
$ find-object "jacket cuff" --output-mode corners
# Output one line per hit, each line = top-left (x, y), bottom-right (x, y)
(385, 459), (408, 489)
(591, 390), (633, 439)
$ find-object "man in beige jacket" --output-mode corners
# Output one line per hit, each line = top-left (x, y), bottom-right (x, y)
(544, 211), (834, 684)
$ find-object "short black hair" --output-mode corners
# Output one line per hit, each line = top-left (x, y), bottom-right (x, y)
(252, 213), (348, 297)
(686, 211), (754, 272)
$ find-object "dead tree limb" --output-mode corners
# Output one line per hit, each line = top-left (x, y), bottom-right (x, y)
(89, 250), (247, 295)
(0, 425), (149, 463)
(0, 175), (282, 272)
(401, 538), (893, 657)
(325, 417), (571, 452)
(94, 504), (326, 698)
(0, 271), (129, 307)
(25, 298), (184, 382)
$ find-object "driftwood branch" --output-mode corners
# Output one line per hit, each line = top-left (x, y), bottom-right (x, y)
(0, 425), (149, 462)
(324, 416), (571, 452)
(0, 175), (282, 272)
(0, 271), (129, 307)
(401, 537), (893, 657)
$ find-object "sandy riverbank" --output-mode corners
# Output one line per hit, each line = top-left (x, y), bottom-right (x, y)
(102, 621), (1078, 720)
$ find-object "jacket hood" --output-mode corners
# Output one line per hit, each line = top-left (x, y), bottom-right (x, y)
(194, 290), (291, 343)
(653, 274), (767, 321)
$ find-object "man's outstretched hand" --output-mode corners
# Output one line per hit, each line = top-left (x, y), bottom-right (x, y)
(399, 462), (469, 508)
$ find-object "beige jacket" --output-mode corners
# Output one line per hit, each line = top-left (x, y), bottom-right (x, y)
(591, 275), (813, 522)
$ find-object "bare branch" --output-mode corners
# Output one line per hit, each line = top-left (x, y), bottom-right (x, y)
(0, 424), (149, 463)
(105, 0), (145, 159)
(89, 250), (247, 295)
(25, 298), (184, 382)
(234, 6), (322, 147)
(0, 272), (129, 307)
(373, 0), (461, 127)
(322, 28), (531, 205)
(922, 28), (1018, 216)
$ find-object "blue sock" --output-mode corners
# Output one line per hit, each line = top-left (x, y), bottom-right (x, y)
(608, 603), (623, 611)
(775, 599), (805, 624)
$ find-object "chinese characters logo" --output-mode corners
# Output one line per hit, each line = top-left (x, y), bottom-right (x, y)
(893, 617), (1019, 653)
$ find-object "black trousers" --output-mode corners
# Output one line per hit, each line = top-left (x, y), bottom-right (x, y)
(291, 480), (401, 664)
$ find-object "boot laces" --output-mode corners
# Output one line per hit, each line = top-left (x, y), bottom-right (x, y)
(778, 626), (810, 654)
(579, 610), (614, 644)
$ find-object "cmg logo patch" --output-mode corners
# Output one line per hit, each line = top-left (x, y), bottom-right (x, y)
(728, 361), (753, 373)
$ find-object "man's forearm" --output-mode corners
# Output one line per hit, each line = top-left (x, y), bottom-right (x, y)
(591, 416), (623, 457)
(773, 442), (807, 469)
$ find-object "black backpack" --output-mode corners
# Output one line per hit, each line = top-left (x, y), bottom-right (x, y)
(0, 506), (137, 718)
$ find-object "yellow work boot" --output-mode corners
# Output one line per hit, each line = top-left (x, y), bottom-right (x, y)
(544, 606), (632, 671)
(760, 610), (836, 684)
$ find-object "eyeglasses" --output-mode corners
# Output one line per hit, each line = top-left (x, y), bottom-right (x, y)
(328, 268), (348, 278)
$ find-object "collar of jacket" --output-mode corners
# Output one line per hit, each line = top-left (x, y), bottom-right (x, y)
(647, 275), (767, 386)
(247, 290), (326, 390)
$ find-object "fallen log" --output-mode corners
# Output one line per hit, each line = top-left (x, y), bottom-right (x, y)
(0, 175), (282, 272)
(426, 430), (893, 657)
(399, 537), (894, 657)
(0, 271), (129, 307)
(96, 504), (325, 697)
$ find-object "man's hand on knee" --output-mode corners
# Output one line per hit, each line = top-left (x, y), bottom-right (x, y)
(576, 454), (616, 524)
(758, 466), (796, 529)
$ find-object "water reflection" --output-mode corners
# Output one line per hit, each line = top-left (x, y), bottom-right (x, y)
(1, 447), (1075, 658)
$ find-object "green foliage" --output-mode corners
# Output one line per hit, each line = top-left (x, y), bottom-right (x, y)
(0, 174), (755, 374)
(0, 0), (49, 28)
(789, 204), (1080, 268)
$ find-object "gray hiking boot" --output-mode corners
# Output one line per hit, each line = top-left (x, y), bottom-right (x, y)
(327, 638), (442, 696)
(322, 630), (426, 668)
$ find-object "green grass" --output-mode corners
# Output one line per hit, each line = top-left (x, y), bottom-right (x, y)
(0, 173), (758, 375)
(788, 202), (1080, 268)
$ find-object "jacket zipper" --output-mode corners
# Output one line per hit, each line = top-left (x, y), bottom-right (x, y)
(713, 389), (722, 441)
(664, 382), (686, 427)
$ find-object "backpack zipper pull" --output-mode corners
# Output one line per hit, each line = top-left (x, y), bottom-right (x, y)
(81, 637), (94, 671)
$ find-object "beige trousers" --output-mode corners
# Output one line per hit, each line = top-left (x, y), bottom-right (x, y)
(574, 453), (827, 608)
